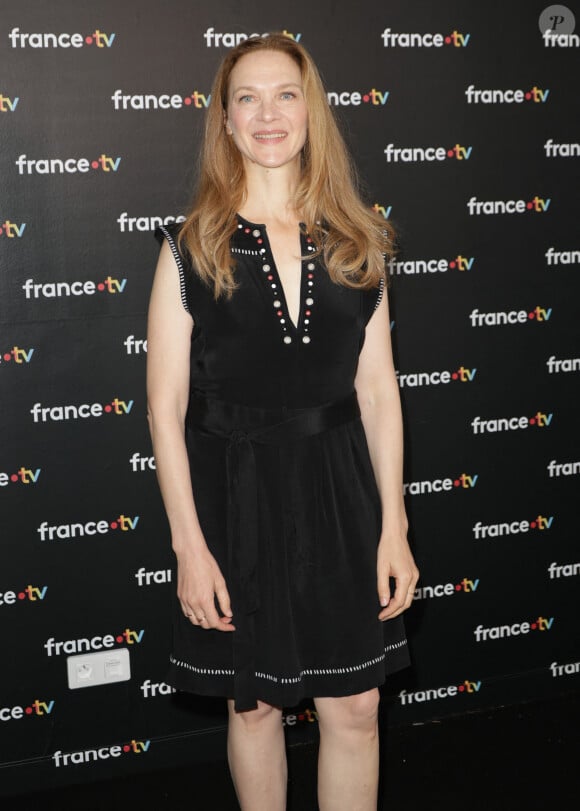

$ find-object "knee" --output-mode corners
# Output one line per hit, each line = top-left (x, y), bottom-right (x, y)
(228, 700), (282, 733)
(316, 689), (380, 735)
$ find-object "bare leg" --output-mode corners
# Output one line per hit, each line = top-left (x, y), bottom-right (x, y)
(314, 689), (380, 811)
(227, 699), (287, 810)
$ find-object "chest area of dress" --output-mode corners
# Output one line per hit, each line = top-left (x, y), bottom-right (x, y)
(197, 254), (364, 362)
(193, 240), (367, 356)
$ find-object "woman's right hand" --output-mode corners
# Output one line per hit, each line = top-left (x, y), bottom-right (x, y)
(176, 546), (235, 632)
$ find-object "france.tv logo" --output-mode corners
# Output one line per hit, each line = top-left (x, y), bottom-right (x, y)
(9, 28), (115, 48)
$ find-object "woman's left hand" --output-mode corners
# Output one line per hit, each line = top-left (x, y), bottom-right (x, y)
(377, 531), (419, 620)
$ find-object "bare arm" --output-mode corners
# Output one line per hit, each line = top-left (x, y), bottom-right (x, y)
(354, 288), (419, 620)
(146, 240), (234, 631)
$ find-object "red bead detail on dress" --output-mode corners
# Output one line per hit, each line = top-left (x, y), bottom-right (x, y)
(305, 310), (311, 316)
(244, 227), (251, 234)
(277, 310), (283, 316)
(268, 274), (273, 280)
(257, 238), (263, 244)
(308, 273), (314, 279)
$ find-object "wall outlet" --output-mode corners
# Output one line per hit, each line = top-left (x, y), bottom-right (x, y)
(67, 648), (131, 690)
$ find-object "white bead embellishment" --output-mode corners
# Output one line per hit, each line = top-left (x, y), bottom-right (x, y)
(240, 217), (317, 347)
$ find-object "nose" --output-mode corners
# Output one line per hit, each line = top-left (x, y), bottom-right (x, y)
(257, 96), (279, 122)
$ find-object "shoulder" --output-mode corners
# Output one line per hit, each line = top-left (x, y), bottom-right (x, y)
(154, 220), (183, 239)
(154, 223), (192, 315)
(361, 276), (386, 325)
(155, 221), (186, 259)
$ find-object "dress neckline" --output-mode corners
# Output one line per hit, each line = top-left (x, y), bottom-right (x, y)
(234, 214), (317, 345)
(236, 213), (306, 230)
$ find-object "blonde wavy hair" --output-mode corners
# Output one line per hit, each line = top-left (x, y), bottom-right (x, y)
(178, 32), (396, 298)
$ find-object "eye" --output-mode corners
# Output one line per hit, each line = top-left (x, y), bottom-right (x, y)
(280, 91), (296, 100)
(238, 94), (255, 103)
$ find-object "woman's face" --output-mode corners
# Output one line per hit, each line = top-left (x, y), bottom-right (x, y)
(225, 49), (308, 172)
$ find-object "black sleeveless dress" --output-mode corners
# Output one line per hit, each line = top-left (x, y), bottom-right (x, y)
(155, 217), (410, 711)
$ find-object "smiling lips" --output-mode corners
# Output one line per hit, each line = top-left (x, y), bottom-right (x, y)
(253, 131), (288, 141)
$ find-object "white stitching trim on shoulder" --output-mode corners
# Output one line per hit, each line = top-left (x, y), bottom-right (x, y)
(374, 275), (385, 311)
(158, 226), (190, 314)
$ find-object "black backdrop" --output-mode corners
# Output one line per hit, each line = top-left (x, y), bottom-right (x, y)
(1, 0), (579, 794)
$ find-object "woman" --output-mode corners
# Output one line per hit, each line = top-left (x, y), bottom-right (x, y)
(147, 32), (419, 811)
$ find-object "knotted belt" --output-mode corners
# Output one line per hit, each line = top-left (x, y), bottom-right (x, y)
(186, 390), (361, 711)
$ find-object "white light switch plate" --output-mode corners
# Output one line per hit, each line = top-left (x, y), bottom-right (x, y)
(67, 648), (131, 689)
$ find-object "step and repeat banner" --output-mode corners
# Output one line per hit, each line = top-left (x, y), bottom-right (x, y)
(1, 0), (578, 795)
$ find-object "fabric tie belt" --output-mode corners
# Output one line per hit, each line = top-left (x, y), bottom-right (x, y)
(186, 391), (361, 711)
